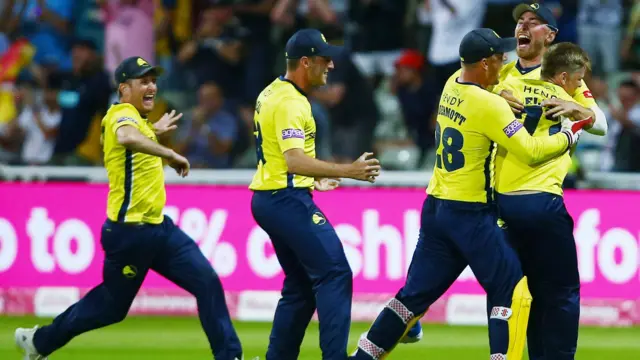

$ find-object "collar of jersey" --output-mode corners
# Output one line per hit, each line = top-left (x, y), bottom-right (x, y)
(455, 78), (484, 90)
(515, 60), (541, 75)
(113, 102), (148, 120)
(278, 75), (308, 97)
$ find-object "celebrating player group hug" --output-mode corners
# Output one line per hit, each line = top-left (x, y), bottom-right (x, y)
(14, 2), (607, 360)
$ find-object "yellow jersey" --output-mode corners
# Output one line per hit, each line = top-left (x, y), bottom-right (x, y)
(426, 77), (570, 204)
(101, 103), (165, 224)
(249, 77), (316, 191)
(451, 60), (597, 108)
(498, 60), (597, 108)
(493, 78), (577, 196)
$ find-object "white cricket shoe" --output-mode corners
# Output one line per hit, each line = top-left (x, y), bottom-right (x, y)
(15, 326), (48, 360)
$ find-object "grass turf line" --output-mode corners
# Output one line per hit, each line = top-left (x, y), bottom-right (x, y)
(1, 316), (639, 359)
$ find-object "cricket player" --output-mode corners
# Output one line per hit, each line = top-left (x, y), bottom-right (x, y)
(500, 3), (607, 135)
(405, 2), (608, 344)
(249, 28), (381, 360)
(349, 28), (592, 360)
(493, 42), (597, 360)
(15, 57), (245, 360)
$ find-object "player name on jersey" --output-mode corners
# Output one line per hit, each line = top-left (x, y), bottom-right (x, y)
(523, 85), (557, 105)
(438, 93), (467, 126)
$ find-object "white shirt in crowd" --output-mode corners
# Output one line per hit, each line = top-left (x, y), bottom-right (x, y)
(428, 0), (487, 66)
(18, 107), (61, 164)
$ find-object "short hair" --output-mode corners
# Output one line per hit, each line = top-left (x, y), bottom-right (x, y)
(286, 58), (301, 71)
(541, 42), (591, 80)
(118, 80), (131, 99)
(286, 56), (322, 71)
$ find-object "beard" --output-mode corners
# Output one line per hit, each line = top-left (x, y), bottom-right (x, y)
(516, 39), (547, 61)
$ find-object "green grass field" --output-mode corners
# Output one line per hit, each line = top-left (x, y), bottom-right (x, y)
(2, 316), (640, 359)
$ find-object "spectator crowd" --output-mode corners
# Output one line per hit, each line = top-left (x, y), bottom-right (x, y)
(0, 0), (639, 174)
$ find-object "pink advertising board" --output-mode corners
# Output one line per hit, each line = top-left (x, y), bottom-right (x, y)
(0, 183), (639, 325)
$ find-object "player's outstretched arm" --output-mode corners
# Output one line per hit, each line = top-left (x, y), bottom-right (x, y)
(542, 98), (593, 121)
(569, 84), (609, 136)
(542, 97), (608, 136)
(490, 122), (567, 166)
(586, 105), (608, 136)
(284, 149), (380, 183)
(545, 100), (606, 137)
(116, 125), (190, 177)
(275, 97), (380, 183)
(117, 124), (177, 159)
(484, 102), (591, 165)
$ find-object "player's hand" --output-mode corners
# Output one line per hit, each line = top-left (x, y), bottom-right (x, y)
(499, 90), (524, 115)
(349, 152), (381, 183)
(154, 110), (183, 135)
(168, 151), (190, 177)
(314, 177), (341, 191)
(561, 116), (594, 148)
(541, 98), (586, 120)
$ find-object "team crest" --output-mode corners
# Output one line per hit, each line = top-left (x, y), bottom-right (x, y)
(312, 212), (326, 225)
(531, 3), (539, 10)
(137, 57), (149, 66)
(123, 265), (138, 279)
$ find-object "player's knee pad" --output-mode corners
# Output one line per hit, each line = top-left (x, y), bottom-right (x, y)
(490, 276), (532, 360)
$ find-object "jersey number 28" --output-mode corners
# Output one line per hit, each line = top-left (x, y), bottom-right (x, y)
(254, 121), (266, 165)
(435, 123), (465, 172)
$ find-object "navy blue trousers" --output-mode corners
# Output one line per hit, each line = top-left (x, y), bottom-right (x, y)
(352, 196), (524, 358)
(251, 188), (353, 360)
(33, 216), (242, 360)
(497, 192), (580, 360)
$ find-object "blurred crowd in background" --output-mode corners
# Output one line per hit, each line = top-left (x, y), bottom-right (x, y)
(0, 0), (639, 176)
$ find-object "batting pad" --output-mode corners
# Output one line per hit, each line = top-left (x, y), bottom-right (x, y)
(507, 276), (533, 360)
(353, 297), (425, 360)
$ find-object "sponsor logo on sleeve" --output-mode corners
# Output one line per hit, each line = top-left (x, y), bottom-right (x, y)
(281, 128), (305, 140)
(117, 116), (137, 124)
(503, 120), (523, 138)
